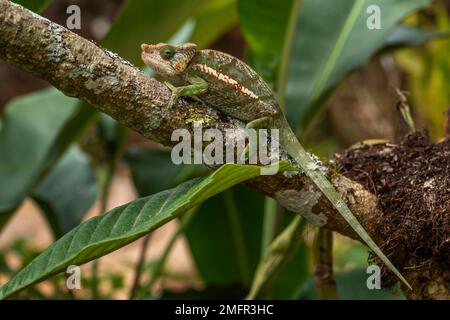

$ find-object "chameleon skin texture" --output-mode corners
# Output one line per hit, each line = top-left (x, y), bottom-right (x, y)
(187, 50), (278, 122)
(142, 44), (278, 121)
(141, 43), (411, 290)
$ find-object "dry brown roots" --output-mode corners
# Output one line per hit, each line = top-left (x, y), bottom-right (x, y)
(336, 131), (450, 299)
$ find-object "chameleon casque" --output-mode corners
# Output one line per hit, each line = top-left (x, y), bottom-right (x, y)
(141, 43), (411, 289)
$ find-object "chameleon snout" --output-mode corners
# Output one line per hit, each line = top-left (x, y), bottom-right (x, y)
(141, 43), (153, 53)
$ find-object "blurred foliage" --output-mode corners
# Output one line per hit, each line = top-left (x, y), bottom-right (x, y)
(11, 0), (51, 12)
(396, 5), (450, 139)
(0, 89), (81, 228)
(32, 146), (97, 239)
(0, 163), (294, 299)
(0, 238), (127, 299)
(0, 0), (448, 300)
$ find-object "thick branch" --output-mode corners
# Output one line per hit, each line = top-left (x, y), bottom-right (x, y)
(0, 2), (377, 243)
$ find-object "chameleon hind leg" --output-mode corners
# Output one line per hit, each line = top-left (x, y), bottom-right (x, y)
(165, 74), (208, 108)
(240, 116), (274, 163)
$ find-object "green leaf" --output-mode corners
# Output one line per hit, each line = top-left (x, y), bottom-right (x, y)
(11, 0), (51, 12)
(0, 162), (291, 299)
(285, 0), (430, 131)
(101, 0), (210, 65)
(125, 149), (207, 196)
(0, 88), (78, 218)
(383, 25), (449, 50)
(32, 146), (97, 239)
(238, 0), (297, 85)
(0, 0), (228, 232)
(238, 0), (295, 66)
(191, 0), (239, 48)
(269, 215), (310, 299)
(271, 237), (309, 299)
(184, 186), (265, 288)
(246, 216), (305, 299)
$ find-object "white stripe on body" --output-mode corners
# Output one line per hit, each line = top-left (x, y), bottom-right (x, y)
(192, 63), (259, 100)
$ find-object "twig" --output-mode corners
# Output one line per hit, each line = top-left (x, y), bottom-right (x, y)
(144, 209), (196, 297)
(445, 106), (450, 139)
(395, 88), (416, 132)
(129, 234), (151, 300)
(313, 228), (338, 300)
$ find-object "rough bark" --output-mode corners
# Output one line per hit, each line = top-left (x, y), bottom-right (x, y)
(0, 1), (447, 299)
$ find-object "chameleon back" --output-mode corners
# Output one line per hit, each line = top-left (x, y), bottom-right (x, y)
(187, 49), (280, 122)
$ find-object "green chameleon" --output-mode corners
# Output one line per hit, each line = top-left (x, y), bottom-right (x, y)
(141, 42), (411, 290)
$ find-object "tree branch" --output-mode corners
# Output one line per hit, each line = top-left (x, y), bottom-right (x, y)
(0, 0), (375, 238)
(3, 0), (433, 295)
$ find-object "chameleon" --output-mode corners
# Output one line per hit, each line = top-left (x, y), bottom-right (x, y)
(141, 42), (412, 290)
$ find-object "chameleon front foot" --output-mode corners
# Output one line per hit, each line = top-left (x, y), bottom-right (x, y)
(164, 75), (208, 108)
(164, 81), (180, 108)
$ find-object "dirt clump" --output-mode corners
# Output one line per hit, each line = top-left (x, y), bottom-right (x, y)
(336, 131), (450, 287)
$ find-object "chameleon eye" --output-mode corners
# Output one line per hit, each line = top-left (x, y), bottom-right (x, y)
(160, 45), (175, 60)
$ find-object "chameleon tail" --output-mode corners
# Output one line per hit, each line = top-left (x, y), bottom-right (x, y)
(278, 116), (412, 290)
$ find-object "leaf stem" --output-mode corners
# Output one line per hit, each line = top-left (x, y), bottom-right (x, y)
(247, 215), (304, 299)
(277, 0), (302, 110)
(143, 209), (197, 297)
(129, 234), (152, 299)
(261, 197), (278, 257)
(313, 228), (338, 300)
(223, 190), (251, 286)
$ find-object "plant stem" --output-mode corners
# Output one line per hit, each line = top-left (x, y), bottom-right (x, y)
(395, 88), (416, 132)
(261, 197), (277, 257)
(91, 127), (126, 299)
(129, 234), (152, 300)
(223, 190), (251, 286)
(313, 228), (338, 300)
(277, 0), (302, 110)
(143, 209), (197, 298)
(247, 215), (304, 300)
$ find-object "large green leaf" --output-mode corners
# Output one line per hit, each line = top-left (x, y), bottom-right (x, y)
(101, 0), (210, 65)
(0, 162), (290, 299)
(238, 0), (297, 86)
(238, 0), (295, 66)
(191, 0), (238, 48)
(32, 146), (97, 239)
(269, 217), (310, 299)
(184, 186), (265, 288)
(285, 0), (429, 131)
(0, 0), (217, 230)
(0, 88), (78, 218)
(125, 148), (207, 196)
(383, 25), (449, 50)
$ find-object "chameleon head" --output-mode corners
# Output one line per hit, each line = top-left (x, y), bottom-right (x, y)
(141, 43), (197, 78)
